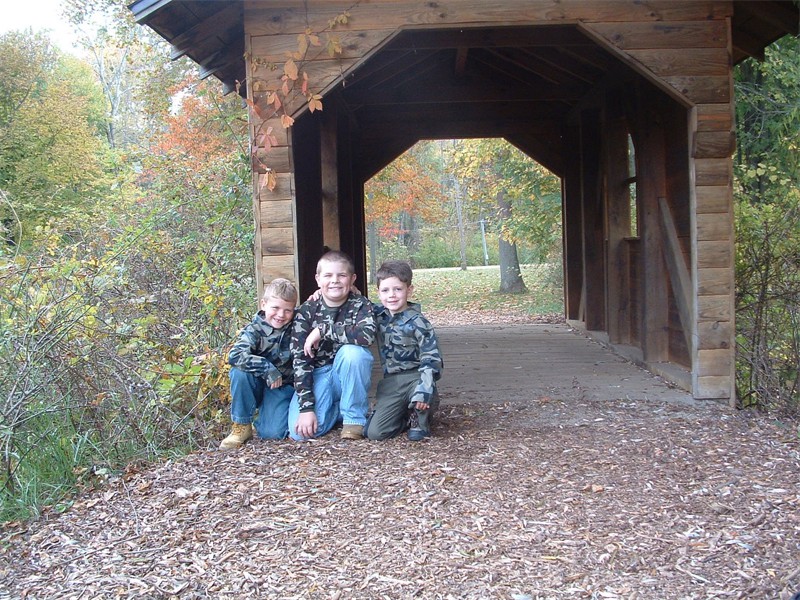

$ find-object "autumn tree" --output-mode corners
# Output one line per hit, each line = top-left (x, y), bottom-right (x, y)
(365, 141), (448, 265)
(451, 138), (561, 293)
(0, 31), (109, 244)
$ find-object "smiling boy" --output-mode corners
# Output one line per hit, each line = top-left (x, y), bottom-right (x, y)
(220, 278), (297, 450)
(288, 250), (375, 440)
(366, 260), (443, 441)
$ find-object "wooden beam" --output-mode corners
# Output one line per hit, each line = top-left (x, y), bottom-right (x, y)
(356, 135), (418, 182)
(168, 2), (242, 59)
(735, 1), (799, 37)
(506, 133), (564, 178)
(659, 198), (693, 353)
(343, 64), (584, 106)
(603, 111), (632, 344)
(290, 113), (324, 297)
(320, 105), (340, 251)
(563, 118), (583, 321)
(580, 108), (606, 332)
(636, 86), (669, 363)
(454, 47), (469, 76)
(382, 25), (596, 51)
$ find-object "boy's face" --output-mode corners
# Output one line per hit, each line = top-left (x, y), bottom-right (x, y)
(260, 295), (295, 329)
(315, 259), (356, 307)
(378, 276), (413, 315)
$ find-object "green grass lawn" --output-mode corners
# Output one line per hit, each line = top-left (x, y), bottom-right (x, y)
(411, 264), (564, 315)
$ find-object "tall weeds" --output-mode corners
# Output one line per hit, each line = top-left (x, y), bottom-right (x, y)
(0, 178), (252, 522)
(735, 195), (800, 415)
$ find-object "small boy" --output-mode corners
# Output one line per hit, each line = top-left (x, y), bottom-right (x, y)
(288, 250), (375, 440)
(366, 260), (443, 441)
(220, 278), (297, 450)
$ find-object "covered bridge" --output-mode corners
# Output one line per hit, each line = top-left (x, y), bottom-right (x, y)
(130, 0), (798, 403)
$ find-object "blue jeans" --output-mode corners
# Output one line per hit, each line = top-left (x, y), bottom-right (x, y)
(229, 367), (292, 439)
(288, 345), (373, 440)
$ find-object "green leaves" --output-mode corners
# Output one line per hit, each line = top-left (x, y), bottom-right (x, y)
(734, 37), (800, 413)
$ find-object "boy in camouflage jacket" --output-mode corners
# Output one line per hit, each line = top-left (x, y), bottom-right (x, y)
(366, 260), (443, 441)
(288, 250), (376, 440)
(219, 278), (297, 450)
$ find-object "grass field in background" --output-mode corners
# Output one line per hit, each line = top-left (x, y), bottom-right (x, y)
(410, 264), (564, 316)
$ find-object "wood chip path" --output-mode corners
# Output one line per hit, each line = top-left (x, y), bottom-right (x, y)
(2, 324), (799, 599)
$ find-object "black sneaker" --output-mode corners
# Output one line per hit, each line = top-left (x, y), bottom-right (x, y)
(407, 410), (429, 441)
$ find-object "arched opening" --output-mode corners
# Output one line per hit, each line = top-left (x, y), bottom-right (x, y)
(362, 138), (564, 316)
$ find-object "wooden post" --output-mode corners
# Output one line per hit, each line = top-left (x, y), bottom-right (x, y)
(563, 117), (583, 322)
(603, 110), (632, 344)
(636, 88), (669, 363)
(320, 103), (340, 251)
(581, 109), (606, 332)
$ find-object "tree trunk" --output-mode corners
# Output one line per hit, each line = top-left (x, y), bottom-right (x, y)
(454, 178), (468, 270)
(497, 190), (527, 293)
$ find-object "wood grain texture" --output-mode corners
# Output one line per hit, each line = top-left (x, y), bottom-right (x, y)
(261, 254), (296, 281)
(259, 200), (294, 228)
(260, 227), (295, 256)
(695, 185), (732, 213)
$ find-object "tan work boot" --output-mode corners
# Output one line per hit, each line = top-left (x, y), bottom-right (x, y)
(219, 423), (253, 450)
(340, 424), (364, 440)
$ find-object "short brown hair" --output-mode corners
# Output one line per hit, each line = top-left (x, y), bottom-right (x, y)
(262, 278), (297, 303)
(376, 260), (413, 286)
(317, 250), (355, 274)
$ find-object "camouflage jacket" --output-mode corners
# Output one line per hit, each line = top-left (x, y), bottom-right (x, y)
(291, 293), (376, 411)
(228, 312), (294, 386)
(375, 302), (443, 405)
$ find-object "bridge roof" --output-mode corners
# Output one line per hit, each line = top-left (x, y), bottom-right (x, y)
(130, 0), (799, 97)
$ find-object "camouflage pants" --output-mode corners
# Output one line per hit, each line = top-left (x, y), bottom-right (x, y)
(366, 371), (439, 441)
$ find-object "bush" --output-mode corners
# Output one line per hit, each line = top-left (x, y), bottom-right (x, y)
(735, 196), (800, 414)
(413, 235), (459, 268)
(0, 182), (253, 521)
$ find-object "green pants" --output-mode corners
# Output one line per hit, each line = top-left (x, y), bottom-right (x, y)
(366, 370), (439, 441)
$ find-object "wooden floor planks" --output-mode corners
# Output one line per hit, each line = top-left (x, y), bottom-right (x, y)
(433, 323), (695, 404)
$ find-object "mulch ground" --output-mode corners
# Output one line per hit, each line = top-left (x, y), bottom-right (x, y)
(1, 312), (799, 600)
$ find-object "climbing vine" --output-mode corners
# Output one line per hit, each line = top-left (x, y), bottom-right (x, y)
(241, 6), (356, 191)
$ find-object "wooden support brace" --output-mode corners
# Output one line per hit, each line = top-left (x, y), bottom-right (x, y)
(658, 197), (693, 354)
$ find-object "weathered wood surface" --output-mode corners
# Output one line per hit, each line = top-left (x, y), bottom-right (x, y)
(381, 324), (696, 403)
(659, 198), (692, 353)
(245, 1), (731, 36)
(260, 254), (295, 281)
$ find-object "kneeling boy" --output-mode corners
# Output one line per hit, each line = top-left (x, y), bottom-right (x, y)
(289, 250), (375, 440)
(367, 260), (443, 441)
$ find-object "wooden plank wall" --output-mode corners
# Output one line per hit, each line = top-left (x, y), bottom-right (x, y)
(584, 8), (736, 400)
(244, 0), (737, 400)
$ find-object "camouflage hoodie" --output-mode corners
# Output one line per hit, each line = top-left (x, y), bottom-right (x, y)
(374, 302), (443, 405)
(291, 293), (376, 412)
(228, 311), (293, 386)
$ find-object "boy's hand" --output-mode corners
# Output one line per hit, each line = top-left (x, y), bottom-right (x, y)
(304, 328), (322, 357)
(295, 411), (318, 439)
(414, 401), (430, 410)
(269, 376), (283, 389)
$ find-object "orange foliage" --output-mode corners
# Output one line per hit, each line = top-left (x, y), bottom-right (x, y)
(150, 95), (231, 171)
(366, 148), (447, 237)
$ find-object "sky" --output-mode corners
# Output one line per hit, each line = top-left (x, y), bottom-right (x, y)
(1, 0), (81, 51)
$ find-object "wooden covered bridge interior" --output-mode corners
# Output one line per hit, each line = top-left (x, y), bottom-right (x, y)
(131, 1), (799, 403)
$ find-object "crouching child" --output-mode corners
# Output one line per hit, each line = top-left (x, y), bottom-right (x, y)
(366, 260), (443, 441)
(220, 278), (297, 450)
